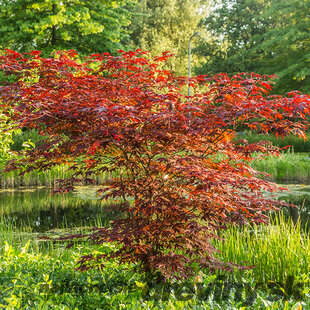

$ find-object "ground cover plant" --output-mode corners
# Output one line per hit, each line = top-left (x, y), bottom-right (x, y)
(1, 49), (310, 282)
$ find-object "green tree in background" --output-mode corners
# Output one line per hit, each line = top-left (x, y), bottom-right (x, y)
(253, 0), (310, 93)
(196, 0), (270, 73)
(0, 0), (134, 54)
(196, 0), (310, 94)
(129, 0), (209, 76)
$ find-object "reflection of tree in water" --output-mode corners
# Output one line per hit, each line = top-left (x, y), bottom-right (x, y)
(288, 205), (300, 224)
(2, 188), (310, 232)
(0, 188), (121, 232)
(280, 194), (310, 231)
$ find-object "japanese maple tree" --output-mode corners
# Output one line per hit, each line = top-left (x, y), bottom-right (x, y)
(1, 49), (309, 280)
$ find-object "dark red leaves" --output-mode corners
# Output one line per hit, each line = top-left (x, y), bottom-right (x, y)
(1, 50), (310, 280)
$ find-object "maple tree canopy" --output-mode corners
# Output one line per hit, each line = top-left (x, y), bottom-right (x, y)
(1, 49), (310, 280)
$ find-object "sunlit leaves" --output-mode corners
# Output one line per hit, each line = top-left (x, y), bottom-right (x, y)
(0, 0), (133, 54)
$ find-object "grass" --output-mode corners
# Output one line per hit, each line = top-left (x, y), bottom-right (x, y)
(0, 152), (309, 188)
(251, 151), (310, 183)
(1, 150), (309, 188)
(235, 131), (310, 183)
(0, 128), (116, 188)
(2, 130), (310, 188)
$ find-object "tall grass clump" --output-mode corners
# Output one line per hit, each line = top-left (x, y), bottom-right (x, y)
(214, 212), (310, 286)
(0, 218), (42, 255)
(251, 151), (310, 183)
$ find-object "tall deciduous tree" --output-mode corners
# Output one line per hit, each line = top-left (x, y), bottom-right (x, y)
(129, 0), (208, 75)
(197, 0), (310, 94)
(252, 0), (310, 93)
(0, 0), (134, 54)
(1, 50), (310, 280)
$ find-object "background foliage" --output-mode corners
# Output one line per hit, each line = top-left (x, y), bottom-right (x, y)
(128, 0), (209, 76)
(0, 0), (134, 54)
(0, 0), (308, 94)
(195, 0), (310, 94)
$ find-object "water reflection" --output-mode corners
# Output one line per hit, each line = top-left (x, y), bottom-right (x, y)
(0, 187), (121, 232)
(1, 185), (310, 232)
(276, 185), (310, 230)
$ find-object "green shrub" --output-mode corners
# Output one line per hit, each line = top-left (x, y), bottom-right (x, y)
(11, 129), (47, 151)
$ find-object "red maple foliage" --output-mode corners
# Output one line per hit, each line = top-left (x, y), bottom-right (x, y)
(1, 49), (310, 280)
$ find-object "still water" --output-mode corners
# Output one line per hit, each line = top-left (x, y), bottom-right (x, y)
(0, 185), (310, 232)
(0, 187), (121, 232)
(276, 184), (310, 230)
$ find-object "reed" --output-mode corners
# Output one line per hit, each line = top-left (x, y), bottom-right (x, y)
(0, 218), (40, 254)
(251, 151), (310, 183)
(2, 151), (309, 187)
(214, 212), (310, 286)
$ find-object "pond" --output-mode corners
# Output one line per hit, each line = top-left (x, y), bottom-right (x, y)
(0, 187), (122, 232)
(0, 185), (310, 232)
(275, 184), (310, 230)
